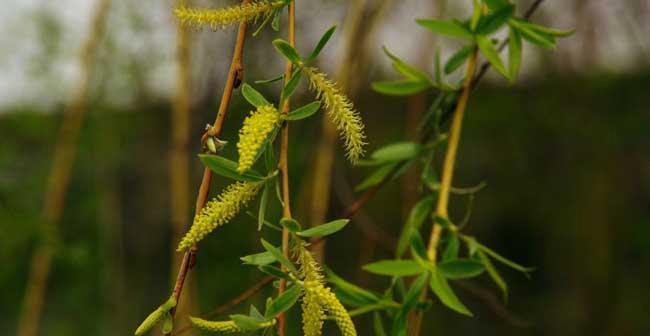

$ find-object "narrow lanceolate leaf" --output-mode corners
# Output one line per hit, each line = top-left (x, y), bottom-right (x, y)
(476, 35), (509, 79)
(355, 162), (398, 192)
(363, 260), (425, 277)
(371, 142), (422, 163)
(383, 47), (432, 83)
(392, 273), (427, 335)
(258, 181), (270, 230)
(280, 69), (302, 103)
(326, 268), (381, 306)
(242, 83), (270, 107)
(261, 238), (297, 274)
(372, 80), (432, 96)
(273, 38), (302, 63)
(508, 28), (523, 81)
(397, 196), (435, 257)
(475, 241), (534, 274)
(280, 217), (301, 232)
(373, 313), (388, 336)
(437, 259), (485, 279)
(416, 19), (474, 40)
(478, 250), (508, 301)
(297, 219), (349, 238)
(442, 233), (460, 261)
(199, 154), (265, 182)
(259, 265), (291, 280)
(266, 285), (302, 318)
(285, 101), (321, 121)
(229, 314), (266, 331)
(445, 45), (475, 74)
(476, 5), (514, 35)
(509, 20), (556, 49)
(241, 251), (276, 266)
(308, 25), (337, 61)
(512, 18), (575, 37)
(429, 269), (472, 316)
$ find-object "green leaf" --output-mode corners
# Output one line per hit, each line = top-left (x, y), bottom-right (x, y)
(230, 314), (265, 331)
(255, 73), (284, 85)
(271, 8), (281, 30)
(272, 39), (301, 63)
(429, 268), (472, 316)
(285, 101), (321, 121)
(280, 217), (301, 232)
(438, 259), (485, 279)
(478, 250), (508, 301)
(371, 142), (422, 162)
(409, 230), (427, 261)
(297, 219), (349, 238)
(477, 5), (514, 35)
(258, 182), (271, 230)
(241, 251), (276, 266)
(259, 265), (291, 280)
(372, 80), (432, 96)
(397, 196), (434, 257)
(484, 0), (509, 10)
(355, 163), (398, 192)
(513, 19), (575, 37)
(373, 313), (387, 336)
(308, 26), (337, 61)
(416, 19), (474, 40)
(161, 313), (173, 334)
(199, 155), (265, 182)
(326, 268), (381, 306)
(241, 83), (270, 107)
(363, 260), (425, 277)
(249, 305), (264, 320)
(444, 45), (474, 74)
(476, 35), (509, 79)
(442, 233), (459, 261)
(474, 241), (534, 273)
(261, 239), (297, 274)
(383, 47), (432, 83)
(510, 20), (556, 49)
(280, 69), (302, 103)
(470, 0), (481, 31)
(508, 28), (522, 82)
(391, 273), (427, 336)
(265, 285), (302, 318)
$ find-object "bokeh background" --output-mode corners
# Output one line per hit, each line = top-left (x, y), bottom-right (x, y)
(1, 0), (649, 335)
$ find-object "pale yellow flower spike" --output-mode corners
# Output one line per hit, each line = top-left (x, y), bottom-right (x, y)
(237, 105), (280, 173)
(177, 181), (261, 251)
(298, 244), (357, 336)
(174, 1), (283, 31)
(303, 66), (366, 164)
(190, 316), (275, 334)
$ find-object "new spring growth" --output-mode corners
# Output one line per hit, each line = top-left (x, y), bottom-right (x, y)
(297, 244), (357, 336)
(134, 297), (176, 335)
(177, 181), (262, 251)
(174, 1), (284, 31)
(237, 105), (280, 173)
(302, 66), (366, 164)
(190, 317), (275, 334)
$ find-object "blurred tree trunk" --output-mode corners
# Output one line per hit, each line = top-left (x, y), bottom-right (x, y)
(16, 1), (111, 336)
(308, 0), (393, 262)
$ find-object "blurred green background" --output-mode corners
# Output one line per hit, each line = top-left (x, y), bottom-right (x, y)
(1, 0), (649, 335)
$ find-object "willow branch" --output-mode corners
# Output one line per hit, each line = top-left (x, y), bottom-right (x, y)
(16, 1), (111, 336)
(277, 2), (296, 335)
(166, 1), (251, 333)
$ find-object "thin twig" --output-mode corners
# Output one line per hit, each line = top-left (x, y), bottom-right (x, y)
(16, 1), (111, 336)
(277, 2), (296, 335)
(165, 1), (251, 334)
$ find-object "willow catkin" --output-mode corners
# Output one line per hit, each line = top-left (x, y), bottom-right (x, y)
(177, 181), (261, 251)
(297, 244), (357, 336)
(174, 1), (282, 30)
(190, 317), (275, 334)
(237, 105), (280, 173)
(134, 297), (176, 335)
(302, 66), (366, 164)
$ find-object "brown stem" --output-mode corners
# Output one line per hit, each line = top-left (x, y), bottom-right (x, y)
(16, 1), (111, 336)
(165, 1), (251, 333)
(277, 2), (296, 335)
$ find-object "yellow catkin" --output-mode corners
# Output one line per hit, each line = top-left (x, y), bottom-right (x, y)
(177, 181), (261, 251)
(174, 1), (282, 31)
(190, 317), (275, 334)
(134, 297), (176, 335)
(237, 105), (280, 173)
(298, 245), (357, 336)
(303, 66), (366, 164)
